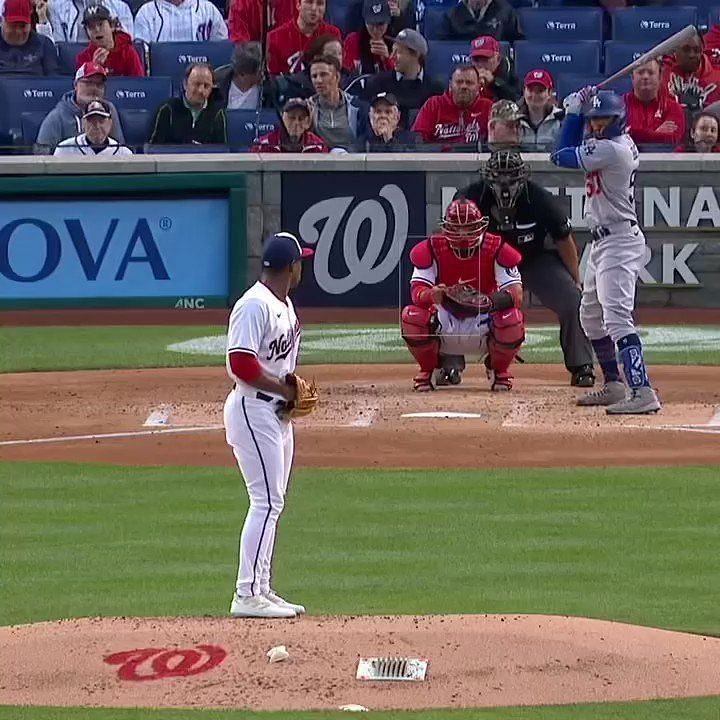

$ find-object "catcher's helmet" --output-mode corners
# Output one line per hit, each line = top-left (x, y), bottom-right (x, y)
(584, 90), (626, 138)
(441, 198), (489, 257)
(483, 150), (529, 209)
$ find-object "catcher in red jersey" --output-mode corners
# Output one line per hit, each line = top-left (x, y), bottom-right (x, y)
(401, 198), (525, 392)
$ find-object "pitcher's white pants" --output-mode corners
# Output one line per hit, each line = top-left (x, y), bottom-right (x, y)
(223, 391), (294, 597)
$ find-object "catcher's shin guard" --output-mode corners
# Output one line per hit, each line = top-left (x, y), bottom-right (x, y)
(401, 305), (439, 375)
(488, 308), (525, 375)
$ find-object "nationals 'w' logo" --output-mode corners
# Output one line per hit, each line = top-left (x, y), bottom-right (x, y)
(104, 645), (226, 682)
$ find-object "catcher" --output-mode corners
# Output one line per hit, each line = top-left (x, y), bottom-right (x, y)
(224, 231), (318, 619)
(401, 198), (525, 392)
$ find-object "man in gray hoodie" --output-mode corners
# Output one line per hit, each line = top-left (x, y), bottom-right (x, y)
(36, 60), (125, 152)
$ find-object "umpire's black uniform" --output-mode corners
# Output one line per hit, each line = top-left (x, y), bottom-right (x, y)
(456, 178), (594, 381)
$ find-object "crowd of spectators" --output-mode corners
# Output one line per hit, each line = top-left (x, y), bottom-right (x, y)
(2, 0), (720, 155)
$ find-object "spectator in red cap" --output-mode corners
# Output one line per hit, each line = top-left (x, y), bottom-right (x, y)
(517, 69), (563, 150)
(662, 32), (720, 111)
(468, 35), (519, 102)
(624, 58), (685, 148)
(0, 0), (57, 75)
(75, 4), (143, 77)
(343, 0), (394, 75)
(228, 0), (296, 43)
(36, 61), (125, 152)
(675, 111), (720, 153)
(250, 98), (328, 152)
(441, 0), (522, 42)
(266, 0), (341, 75)
(412, 64), (491, 148)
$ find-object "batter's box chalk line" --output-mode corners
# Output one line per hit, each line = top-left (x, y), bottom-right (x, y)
(402, 411), (483, 419)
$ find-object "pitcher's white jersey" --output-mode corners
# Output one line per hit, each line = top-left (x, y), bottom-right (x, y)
(576, 133), (639, 229)
(226, 281), (300, 400)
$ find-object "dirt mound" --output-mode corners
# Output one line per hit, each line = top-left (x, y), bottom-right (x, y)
(1, 614), (719, 711)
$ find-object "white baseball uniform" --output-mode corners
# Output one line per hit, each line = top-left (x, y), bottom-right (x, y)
(575, 132), (644, 343)
(134, 0), (228, 43)
(47, 0), (135, 41)
(223, 281), (300, 598)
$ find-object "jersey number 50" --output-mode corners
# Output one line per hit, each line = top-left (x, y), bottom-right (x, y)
(585, 171), (602, 197)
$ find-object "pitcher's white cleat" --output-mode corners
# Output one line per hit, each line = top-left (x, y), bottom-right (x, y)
(230, 594), (296, 618)
(264, 590), (306, 615)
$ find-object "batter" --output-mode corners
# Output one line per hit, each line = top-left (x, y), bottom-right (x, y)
(224, 232), (314, 619)
(551, 89), (661, 414)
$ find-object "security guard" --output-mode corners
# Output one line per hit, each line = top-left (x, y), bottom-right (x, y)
(455, 150), (595, 387)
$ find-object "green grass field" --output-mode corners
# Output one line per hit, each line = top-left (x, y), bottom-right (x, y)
(2, 323), (719, 719)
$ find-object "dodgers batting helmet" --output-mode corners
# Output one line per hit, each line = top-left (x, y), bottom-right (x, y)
(584, 90), (626, 138)
(441, 198), (489, 257)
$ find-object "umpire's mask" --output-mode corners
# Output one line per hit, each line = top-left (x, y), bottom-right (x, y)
(483, 150), (530, 231)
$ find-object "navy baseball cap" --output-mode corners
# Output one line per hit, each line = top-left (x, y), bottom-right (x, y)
(363, 0), (390, 24)
(262, 232), (314, 269)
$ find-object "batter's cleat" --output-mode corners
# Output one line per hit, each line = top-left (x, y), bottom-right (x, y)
(264, 590), (305, 615)
(413, 371), (434, 392)
(570, 365), (595, 387)
(576, 381), (626, 407)
(230, 594), (296, 618)
(606, 386), (661, 415)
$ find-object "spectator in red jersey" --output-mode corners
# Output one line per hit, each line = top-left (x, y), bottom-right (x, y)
(674, 111), (720, 153)
(703, 22), (720, 62)
(266, 0), (341, 76)
(624, 58), (684, 147)
(663, 33), (720, 111)
(75, 5), (143, 78)
(412, 63), (491, 148)
(343, 0), (394, 75)
(468, 35), (519, 102)
(228, 0), (296, 43)
(517, 70), (562, 150)
(251, 98), (328, 152)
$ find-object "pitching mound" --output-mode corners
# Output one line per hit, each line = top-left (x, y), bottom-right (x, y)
(1, 615), (719, 711)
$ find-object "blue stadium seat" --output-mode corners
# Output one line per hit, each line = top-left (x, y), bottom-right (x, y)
(227, 109), (277, 150)
(149, 41), (233, 82)
(517, 8), (603, 42)
(610, 7), (697, 42)
(426, 41), (469, 83)
(513, 40), (601, 79)
(20, 111), (46, 145)
(119, 108), (153, 150)
(422, 6), (446, 40)
(603, 41), (655, 76)
(134, 40), (149, 74)
(709, 6), (720, 26)
(106, 76), (172, 111)
(56, 42), (85, 75)
(144, 143), (230, 153)
(553, 73), (631, 102)
(0, 77), (72, 139)
(326, 3), (353, 33)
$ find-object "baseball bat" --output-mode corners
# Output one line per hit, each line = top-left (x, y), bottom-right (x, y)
(597, 24), (699, 89)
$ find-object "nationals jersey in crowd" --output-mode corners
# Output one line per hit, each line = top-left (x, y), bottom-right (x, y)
(411, 92), (492, 145)
(575, 133), (639, 229)
(410, 233), (522, 296)
(43, 0), (134, 41)
(134, 0), (227, 43)
(226, 281), (301, 400)
(266, 19), (341, 75)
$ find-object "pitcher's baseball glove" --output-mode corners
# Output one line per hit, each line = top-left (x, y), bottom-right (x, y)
(442, 283), (492, 319)
(279, 373), (319, 420)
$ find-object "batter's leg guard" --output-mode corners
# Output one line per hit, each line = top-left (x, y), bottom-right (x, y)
(401, 304), (440, 391)
(487, 308), (525, 391)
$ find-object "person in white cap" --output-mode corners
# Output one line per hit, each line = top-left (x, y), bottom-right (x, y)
(45, 0), (134, 41)
(134, 0), (227, 43)
(54, 99), (133, 155)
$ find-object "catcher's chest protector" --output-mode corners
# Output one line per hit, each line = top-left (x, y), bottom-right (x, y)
(429, 234), (502, 294)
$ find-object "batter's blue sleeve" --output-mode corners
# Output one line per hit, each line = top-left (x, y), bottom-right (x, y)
(550, 114), (584, 168)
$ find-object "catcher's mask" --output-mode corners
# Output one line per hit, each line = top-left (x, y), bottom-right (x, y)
(441, 198), (489, 259)
(483, 149), (530, 213)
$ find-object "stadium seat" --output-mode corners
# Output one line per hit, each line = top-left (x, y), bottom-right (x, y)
(119, 108), (153, 150)
(553, 72), (631, 102)
(106, 76), (172, 111)
(20, 111), (46, 145)
(326, 3), (352, 33)
(226, 108), (278, 150)
(603, 41), (655, 76)
(149, 41), (233, 82)
(422, 6), (446, 40)
(513, 40), (601, 79)
(144, 143), (230, 153)
(0, 77), (72, 140)
(709, 6), (720, 27)
(426, 41), (470, 84)
(610, 7), (697, 43)
(57, 42), (86, 75)
(517, 8), (603, 42)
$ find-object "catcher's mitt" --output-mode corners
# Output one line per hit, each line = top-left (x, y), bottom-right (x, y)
(278, 373), (319, 420)
(442, 283), (492, 319)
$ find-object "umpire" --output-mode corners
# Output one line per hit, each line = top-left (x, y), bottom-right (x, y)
(456, 150), (595, 387)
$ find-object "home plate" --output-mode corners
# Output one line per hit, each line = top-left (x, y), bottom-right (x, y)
(402, 411), (483, 419)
